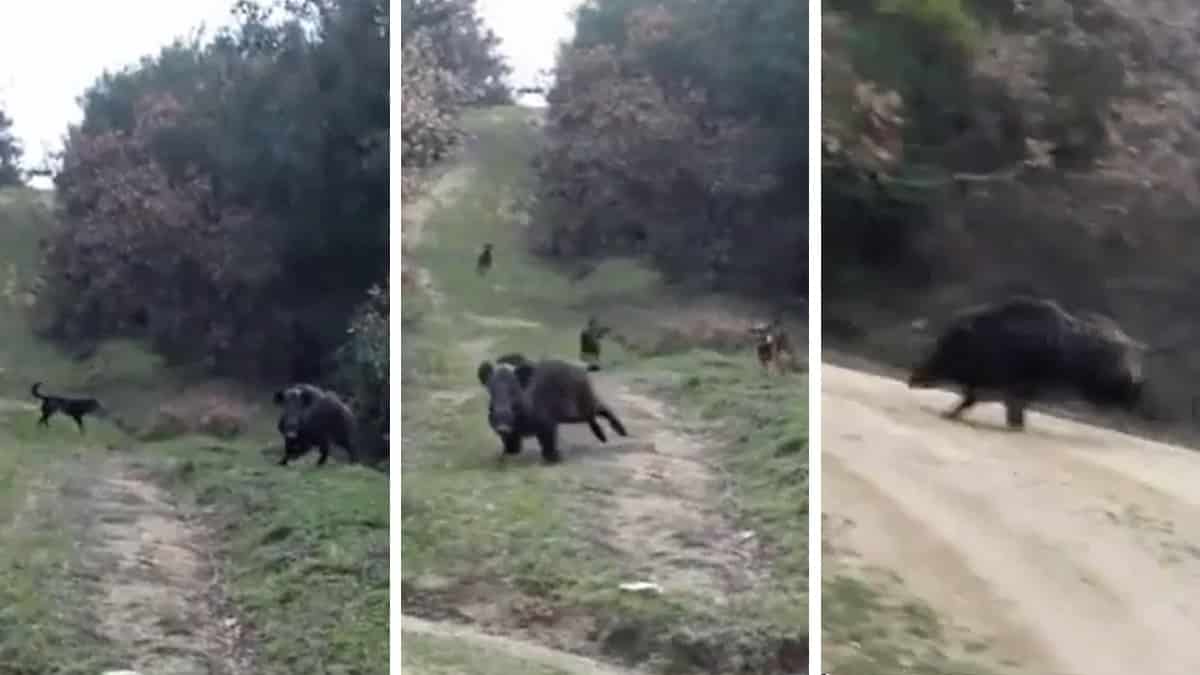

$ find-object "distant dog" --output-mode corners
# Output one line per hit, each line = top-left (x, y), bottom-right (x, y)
(579, 317), (610, 372)
(476, 243), (494, 276)
(31, 382), (102, 433)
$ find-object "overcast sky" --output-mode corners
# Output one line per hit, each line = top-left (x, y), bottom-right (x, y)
(0, 0), (236, 185)
(477, 0), (581, 94)
(1, 0), (580, 186)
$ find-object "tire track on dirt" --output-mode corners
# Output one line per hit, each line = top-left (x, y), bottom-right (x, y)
(580, 377), (764, 600)
(823, 363), (1200, 675)
(71, 456), (249, 674)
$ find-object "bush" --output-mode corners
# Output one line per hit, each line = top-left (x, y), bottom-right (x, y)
(336, 284), (389, 461)
(532, 0), (807, 299)
(0, 108), (22, 187)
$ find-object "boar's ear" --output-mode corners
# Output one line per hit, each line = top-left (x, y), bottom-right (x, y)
(477, 361), (494, 386)
(299, 389), (316, 406)
(515, 362), (535, 388)
(273, 389), (285, 405)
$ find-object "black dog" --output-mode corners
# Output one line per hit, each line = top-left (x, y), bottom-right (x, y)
(31, 382), (102, 433)
(476, 243), (494, 276)
(579, 317), (609, 372)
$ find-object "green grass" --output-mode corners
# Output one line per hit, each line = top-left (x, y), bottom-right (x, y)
(402, 631), (575, 675)
(822, 574), (1006, 675)
(401, 106), (808, 673)
(0, 186), (388, 674)
(0, 408), (127, 674)
(148, 437), (388, 674)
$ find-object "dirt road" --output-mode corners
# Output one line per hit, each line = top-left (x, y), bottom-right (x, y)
(823, 362), (1200, 675)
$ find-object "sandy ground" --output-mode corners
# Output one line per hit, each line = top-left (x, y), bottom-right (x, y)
(823, 362), (1200, 675)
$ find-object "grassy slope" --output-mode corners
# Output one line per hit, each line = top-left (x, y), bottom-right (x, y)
(402, 631), (574, 675)
(401, 107), (807, 673)
(0, 187), (387, 674)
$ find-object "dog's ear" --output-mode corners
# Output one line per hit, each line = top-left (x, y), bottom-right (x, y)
(515, 362), (536, 388)
(477, 361), (494, 386)
(273, 389), (285, 405)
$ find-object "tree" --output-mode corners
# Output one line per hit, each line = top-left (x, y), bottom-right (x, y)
(401, 0), (511, 103)
(0, 108), (23, 187)
(533, 0), (808, 297)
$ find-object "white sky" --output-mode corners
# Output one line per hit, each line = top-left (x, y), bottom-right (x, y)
(0, 0), (236, 186)
(476, 0), (582, 101)
(0, 0), (580, 186)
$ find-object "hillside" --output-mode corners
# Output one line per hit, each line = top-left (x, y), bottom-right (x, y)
(823, 0), (1200, 445)
(822, 0), (1200, 673)
(0, 186), (387, 674)
(400, 107), (808, 675)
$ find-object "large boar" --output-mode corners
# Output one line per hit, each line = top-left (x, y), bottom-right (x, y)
(273, 383), (359, 466)
(477, 357), (628, 463)
(908, 296), (1150, 429)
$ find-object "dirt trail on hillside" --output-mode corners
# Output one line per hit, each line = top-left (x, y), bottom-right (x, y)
(44, 455), (248, 674)
(404, 134), (761, 657)
(576, 375), (764, 599)
(823, 362), (1200, 675)
(402, 615), (647, 675)
(402, 162), (478, 311)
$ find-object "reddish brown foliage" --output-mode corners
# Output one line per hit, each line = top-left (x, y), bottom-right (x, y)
(42, 93), (283, 371)
(533, 1), (806, 296)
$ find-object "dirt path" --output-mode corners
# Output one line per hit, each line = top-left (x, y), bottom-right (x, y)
(402, 161), (478, 311)
(402, 614), (646, 675)
(71, 456), (247, 674)
(823, 362), (1200, 675)
(404, 143), (758, 650)
(581, 375), (763, 599)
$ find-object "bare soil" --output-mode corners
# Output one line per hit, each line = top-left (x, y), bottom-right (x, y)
(402, 614), (647, 675)
(823, 362), (1200, 675)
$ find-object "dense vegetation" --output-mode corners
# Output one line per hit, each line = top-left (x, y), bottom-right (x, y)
(531, 0), (807, 300)
(823, 0), (1200, 428)
(400, 0), (511, 207)
(21, 0), (391, 453)
(0, 108), (21, 187)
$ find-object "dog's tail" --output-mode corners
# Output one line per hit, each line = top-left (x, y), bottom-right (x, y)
(30, 382), (46, 400)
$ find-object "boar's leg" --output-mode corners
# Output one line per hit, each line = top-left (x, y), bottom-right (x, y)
(1004, 396), (1028, 429)
(316, 439), (331, 466)
(587, 418), (608, 442)
(536, 427), (562, 463)
(1003, 384), (1037, 430)
(597, 406), (628, 437)
(502, 433), (523, 455)
(942, 387), (978, 420)
(279, 441), (306, 466)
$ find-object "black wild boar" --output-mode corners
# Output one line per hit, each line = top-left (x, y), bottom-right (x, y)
(495, 352), (532, 368)
(750, 319), (797, 375)
(908, 296), (1150, 429)
(477, 357), (628, 463)
(273, 383), (359, 466)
